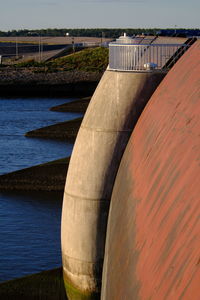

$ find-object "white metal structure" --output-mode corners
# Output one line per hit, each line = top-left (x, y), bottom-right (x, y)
(109, 38), (189, 72)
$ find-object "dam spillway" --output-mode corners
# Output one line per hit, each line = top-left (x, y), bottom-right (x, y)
(101, 40), (200, 300)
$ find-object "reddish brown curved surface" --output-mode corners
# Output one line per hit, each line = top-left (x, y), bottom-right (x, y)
(102, 41), (200, 300)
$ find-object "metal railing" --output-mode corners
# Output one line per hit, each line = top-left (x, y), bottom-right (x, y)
(109, 43), (189, 71)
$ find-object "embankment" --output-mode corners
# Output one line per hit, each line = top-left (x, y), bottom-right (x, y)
(0, 267), (67, 300)
(50, 97), (91, 113)
(0, 69), (102, 97)
(0, 157), (70, 191)
(25, 117), (82, 141)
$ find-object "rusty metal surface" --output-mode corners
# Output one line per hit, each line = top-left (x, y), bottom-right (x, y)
(101, 41), (200, 300)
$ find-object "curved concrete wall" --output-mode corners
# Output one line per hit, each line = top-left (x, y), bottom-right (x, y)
(61, 69), (165, 298)
(101, 41), (200, 300)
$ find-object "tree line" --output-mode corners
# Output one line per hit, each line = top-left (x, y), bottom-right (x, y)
(0, 28), (157, 37)
(0, 28), (199, 38)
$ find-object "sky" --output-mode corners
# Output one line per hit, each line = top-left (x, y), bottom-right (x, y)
(0, 0), (199, 31)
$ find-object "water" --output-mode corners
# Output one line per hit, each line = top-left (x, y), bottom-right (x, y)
(0, 97), (82, 175)
(0, 97), (82, 282)
(0, 191), (63, 282)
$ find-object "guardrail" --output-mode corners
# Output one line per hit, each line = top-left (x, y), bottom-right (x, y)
(109, 43), (189, 71)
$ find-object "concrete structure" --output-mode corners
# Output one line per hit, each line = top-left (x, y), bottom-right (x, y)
(101, 41), (200, 300)
(61, 69), (165, 298)
(61, 35), (170, 298)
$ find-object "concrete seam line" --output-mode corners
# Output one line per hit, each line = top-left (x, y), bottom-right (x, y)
(63, 255), (100, 265)
(64, 191), (109, 202)
(63, 266), (101, 286)
(80, 125), (133, 133)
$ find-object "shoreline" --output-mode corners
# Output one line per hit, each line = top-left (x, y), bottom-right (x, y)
(0, 267), (67, 300)
(0, 72), (93, 298)
(25, 117), (83, 141)
(0, 97), (88, 191)
(0, 157), (70, 191)
(50, 97), (91, 112)
(0, 69), (102, 97)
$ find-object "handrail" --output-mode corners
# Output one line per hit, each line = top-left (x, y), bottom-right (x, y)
(109, 43), (189, 72)
(109, 43), (188, 47)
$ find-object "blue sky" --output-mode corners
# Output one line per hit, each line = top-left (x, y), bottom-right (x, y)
(0, 0), (199, 31)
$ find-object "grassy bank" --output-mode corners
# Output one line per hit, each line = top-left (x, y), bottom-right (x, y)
(15, 47), (109, 73)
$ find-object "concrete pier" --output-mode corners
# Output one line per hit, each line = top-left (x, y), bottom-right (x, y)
(61, 68), (165, 298)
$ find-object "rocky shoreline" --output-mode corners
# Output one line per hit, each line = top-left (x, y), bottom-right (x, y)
(0, 68), (102, 96)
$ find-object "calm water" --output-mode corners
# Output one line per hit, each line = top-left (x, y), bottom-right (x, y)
(0, 97), (82, 174)
(0, 97), (82, 282)
(0, 191), (63, 282)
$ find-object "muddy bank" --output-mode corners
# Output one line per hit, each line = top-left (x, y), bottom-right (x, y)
(50, 97), (91, 112)
(0, 267), (67, 300)
(0, 69), (102, 97)
(25, 117), (82, 141)
(0, 157), (70, 191)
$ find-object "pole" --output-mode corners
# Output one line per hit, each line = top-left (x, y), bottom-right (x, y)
(72, 37), (75, 53)
(38, 35), (40, 62)
(16, 36), (18, 59)
(27, 31), (42, 62)
(40, 36), (43, 61)
(175, 25), (177, 36)
(38, 35), (42, 62)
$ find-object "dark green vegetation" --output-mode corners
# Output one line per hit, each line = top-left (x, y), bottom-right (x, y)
(0, 157), (70, 191)
(50, 97), (91, 113)
(14, 47), (109, 73)
(0, 28), (199, 38)
(48, 47), (108, 72)
(0, 267), (67, 300)
(25, 117), (83, 141)
(0, 28), (157, 37)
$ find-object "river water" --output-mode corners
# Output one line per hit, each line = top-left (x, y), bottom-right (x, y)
(0, 97), (82, 282)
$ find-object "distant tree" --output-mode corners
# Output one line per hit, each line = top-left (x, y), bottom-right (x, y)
(0, 28), (199, 38)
